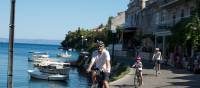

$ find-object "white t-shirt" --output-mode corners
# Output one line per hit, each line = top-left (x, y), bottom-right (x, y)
(153, 51), (162, 60)
(91, 49), (111, 73)
(133, 62), (143, 70)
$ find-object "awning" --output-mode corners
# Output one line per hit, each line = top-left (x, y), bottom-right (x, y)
(154, 31), (172, 36)
(123, 27), (137, 32)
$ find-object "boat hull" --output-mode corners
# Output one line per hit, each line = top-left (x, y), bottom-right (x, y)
(28, 69), (68, 81)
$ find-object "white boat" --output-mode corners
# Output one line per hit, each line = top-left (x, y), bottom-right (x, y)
(28, 61), (70, 81)
(28, 51), (49, 62)
(57, 50), (71, 58)
(33, 60), (70, 67)
(36, 62), (70, 75)
(68, 48), (72, 51)
(28, 69), (68, 81)
(57, 54), (71, 58)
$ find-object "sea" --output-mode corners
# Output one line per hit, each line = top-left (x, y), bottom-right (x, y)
(0, 42), (90, 88)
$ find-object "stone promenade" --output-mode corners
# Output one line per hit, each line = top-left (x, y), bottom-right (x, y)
(110, 61), (200, 88)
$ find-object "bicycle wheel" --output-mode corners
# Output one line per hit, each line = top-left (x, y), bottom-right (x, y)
(91, 81), (102, 88)
(97, 80), (103, 88)
(134, 72), (140, 88)
(91, 83), (97, 88)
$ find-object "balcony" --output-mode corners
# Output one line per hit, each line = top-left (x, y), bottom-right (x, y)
(124, 21), (137, 29)
(124, 15), (137, 29)
(155, 16), (190, 32)
(157, 24), (171, 32)
(128, 0), (137, 8)
(146, 0), (158, 6)
(160, 0), (179, 8)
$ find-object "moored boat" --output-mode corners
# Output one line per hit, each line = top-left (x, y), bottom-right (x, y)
(57, 53), (71, 58)
(28, 69), (68, 81)
(28, 51), (49, 62)
(28, 61), (70, 81)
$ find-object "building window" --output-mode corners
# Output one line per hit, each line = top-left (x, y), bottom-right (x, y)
(190, 7), (195, 15)
(155, 12), (159, 25)
(181, 9), (185, 18)
(173, 14), (176, 25)
(161, 11), (165, 24)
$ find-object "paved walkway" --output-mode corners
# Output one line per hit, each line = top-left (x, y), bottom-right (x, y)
(110, 64), (200, 88)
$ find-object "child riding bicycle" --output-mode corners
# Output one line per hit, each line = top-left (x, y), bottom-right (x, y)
(132, 56), (143, 86)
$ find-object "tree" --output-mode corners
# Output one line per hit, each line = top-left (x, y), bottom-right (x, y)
(170, 11), (200, 54)
(170, 18), (190, 47)
(185, 14), (200, 48)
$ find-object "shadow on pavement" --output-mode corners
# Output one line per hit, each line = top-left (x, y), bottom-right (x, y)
(143, 73), (155, 77)
(115, 56), (200, 88)
(160, 63), (200, 88)
(167, 73), (200, 88)
(111, 84), (134, 88)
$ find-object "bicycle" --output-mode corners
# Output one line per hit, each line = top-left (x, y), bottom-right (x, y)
(90, 69), (103, 88)
(134, 68), (140, 88)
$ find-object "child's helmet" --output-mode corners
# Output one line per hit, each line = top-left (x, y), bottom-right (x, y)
(136, 56), (141, 60)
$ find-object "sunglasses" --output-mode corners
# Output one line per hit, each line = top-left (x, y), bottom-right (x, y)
(97, 46), (103, 48)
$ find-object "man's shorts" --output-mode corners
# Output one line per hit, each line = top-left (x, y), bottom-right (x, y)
(102, 72), (110, 81)
(92, 68), (110, 81)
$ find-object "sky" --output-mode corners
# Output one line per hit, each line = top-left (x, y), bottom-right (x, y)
(0, 0), (129, 40)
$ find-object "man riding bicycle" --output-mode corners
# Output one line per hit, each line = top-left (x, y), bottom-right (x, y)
(87, 40), (111, 88)
(132, 56), (143, 86)
(152, 48), (162, 74)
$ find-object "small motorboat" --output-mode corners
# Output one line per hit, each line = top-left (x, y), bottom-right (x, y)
(57, 53), (71, 58)
(57, 50), (71, 58)
(28, 61), (70, 81)
(28, 69), (68, 81)
(28, 51), (49, 62)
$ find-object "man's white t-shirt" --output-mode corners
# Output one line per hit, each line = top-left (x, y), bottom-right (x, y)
(153, 51), (161, 60)
(91, 49), (111, 73)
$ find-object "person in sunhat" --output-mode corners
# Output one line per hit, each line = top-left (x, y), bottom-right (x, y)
(152, 48), (162, 74)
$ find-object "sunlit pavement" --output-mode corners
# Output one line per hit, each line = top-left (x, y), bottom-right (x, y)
(110, 60), (200, 88)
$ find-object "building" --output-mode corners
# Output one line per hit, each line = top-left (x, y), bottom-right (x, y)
(123, 0), (197, 58)
(123, 0), (149, 51)
(155, 0), (196, 58)
(110, 11), (125, 42)
(111, 12), (125, 30)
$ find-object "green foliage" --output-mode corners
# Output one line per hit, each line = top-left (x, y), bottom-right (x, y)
(170, 18), (191, 47)
(185, 15), (200, 48)
(110, 66), (130, 82)
(170, 14), (200, 49)
(61, 15), (125, 52)
(61, 26), (116, 52)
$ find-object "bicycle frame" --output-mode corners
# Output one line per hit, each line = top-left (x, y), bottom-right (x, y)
(91, 70), (103, 88)
(134, 68), (140, 88)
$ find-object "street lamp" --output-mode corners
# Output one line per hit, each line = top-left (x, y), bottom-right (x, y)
(8, 0), (16, 88)
(111, 29), (116, 60)
(84, 38), (87, 50)
(81, 36), (84, 51)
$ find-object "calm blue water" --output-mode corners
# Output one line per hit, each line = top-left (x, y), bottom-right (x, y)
(0, 42), (90, 88)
